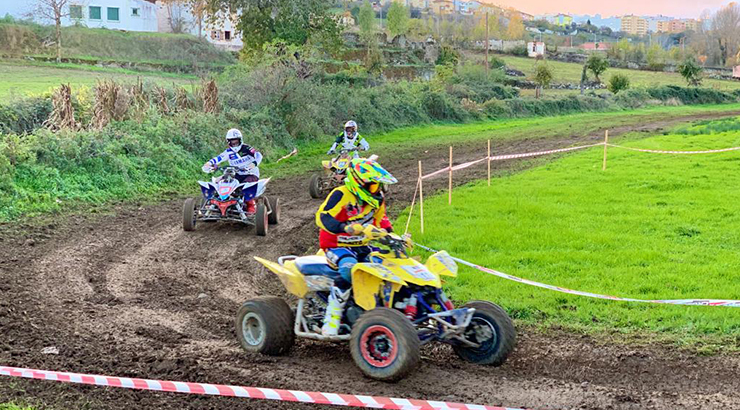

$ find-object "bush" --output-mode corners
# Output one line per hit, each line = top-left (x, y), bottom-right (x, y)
(509, 45), (528, 57)
(608, 74), (631, 94)
(0, 96), (53, 134)
(646, 85), (735, 105)
(489, 56), (506, 69)
(436, 45), (460, 66)
(614, 89), (652, 108)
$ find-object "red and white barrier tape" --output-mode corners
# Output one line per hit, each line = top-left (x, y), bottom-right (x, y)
(607, 143), (740, 155)
(419, 140), (740, 181)
(421, 143), (601, 180)
(0, 366), (530, 410)
(414, 244), (740, 308)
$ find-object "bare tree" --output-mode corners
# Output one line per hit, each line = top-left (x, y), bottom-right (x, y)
(710, 3), (740, 66)
(28, 0), (70, 63)
(167, 2), (190, 33)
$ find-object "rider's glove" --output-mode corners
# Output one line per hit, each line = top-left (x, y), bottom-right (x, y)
(344, 223), (364, 235)
(402, 233), (414, 251)
(363, 225), (387, 240)
(202, 163), (213, 173)
(327, 149), (336, 155)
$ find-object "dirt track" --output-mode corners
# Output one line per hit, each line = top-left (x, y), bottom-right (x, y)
(2, 112), (740, 410)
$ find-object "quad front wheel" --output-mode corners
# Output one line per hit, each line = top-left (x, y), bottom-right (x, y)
(182, 198), (196, 231)
(235, 296), (294, 355)
(452, 301), (516, 366)
(350, 307), (420, 382)
(255, 202), (268, 236)
(309, 174), (323, 199)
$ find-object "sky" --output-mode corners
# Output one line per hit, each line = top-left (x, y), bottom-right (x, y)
(491, 0), (733, 19)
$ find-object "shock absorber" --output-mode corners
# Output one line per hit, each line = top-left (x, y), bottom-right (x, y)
(404, 294), (418, 320)
(439, 290), (454, 311)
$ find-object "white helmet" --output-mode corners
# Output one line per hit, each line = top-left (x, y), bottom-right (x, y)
(225, 128), (243, 151)
(344, 120), (358, 139)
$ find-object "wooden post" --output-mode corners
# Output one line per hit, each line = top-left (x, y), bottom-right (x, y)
(448, 146), (453, 205)
(485, 12), (490, 77)
(602, 129), (609, 171)
(418, 161), (424, 234)
(487, 139), (491, 186)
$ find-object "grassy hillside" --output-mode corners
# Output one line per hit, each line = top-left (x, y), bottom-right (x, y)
(500, 55), (740, 92)
(401, 116), (740, 349)
(0, 61), (195, 98)
(0, 19), (235, 72)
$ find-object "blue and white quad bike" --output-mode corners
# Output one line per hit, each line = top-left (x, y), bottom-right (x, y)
(182, 167), (279, 236)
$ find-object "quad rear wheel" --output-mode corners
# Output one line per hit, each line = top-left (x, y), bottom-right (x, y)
(235, 296), (294, 355)
(182, 198), (196, 231)
(350, 307), (420, 382)
(268, 197), (280, 225)
(452, 301), (516, 366)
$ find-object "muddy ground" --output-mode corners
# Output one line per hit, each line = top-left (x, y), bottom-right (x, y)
(2, 112), (740, 410)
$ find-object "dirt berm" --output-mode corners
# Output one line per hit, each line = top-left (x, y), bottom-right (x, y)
(2, 112), (740, 410)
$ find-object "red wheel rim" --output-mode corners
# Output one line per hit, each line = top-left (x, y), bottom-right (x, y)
(360, 325), (398, 368)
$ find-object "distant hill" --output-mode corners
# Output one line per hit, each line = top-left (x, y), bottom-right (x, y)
(0, 18), (236, 73)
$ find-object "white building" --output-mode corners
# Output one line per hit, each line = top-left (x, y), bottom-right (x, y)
(527, 41), (545, 58)
(155, 1), (243, 51)
(0, 0), (158, 32)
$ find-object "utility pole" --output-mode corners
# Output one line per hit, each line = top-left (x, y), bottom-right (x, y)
(485, 12), (490, 76)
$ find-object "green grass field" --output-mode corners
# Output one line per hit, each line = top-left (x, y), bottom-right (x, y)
(500, 55), (740, 93)
(0, 404), (34, 410)
(400, 115), (740, 349)
(267, 104), (740, 178)
(0, 61), (196, 98)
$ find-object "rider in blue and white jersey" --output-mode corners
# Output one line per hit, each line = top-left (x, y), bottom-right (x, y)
(202, 129), (263, 214)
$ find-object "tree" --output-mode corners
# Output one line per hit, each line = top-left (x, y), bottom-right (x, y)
(506, 13), (524, 40)
(579, 63), (588, 95)
(678, 56), (703, 86)
(607, 74), (630, 94)
(386, 2), (409, 38)
(160, 0), (190, 33)
(28, 0), (70, 63)
(646, 43), (666, 71)
(358, 0), (376, 44)
(586, 54), (609, 82)
(205, 0), (341, 53)
(532, 61), (553, 98)
(710, 2), (740, 66)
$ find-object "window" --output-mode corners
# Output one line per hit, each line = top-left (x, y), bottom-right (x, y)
(131, 8), (140, 16)
(70, 5), (83, 19)
(89, 6), (101, 20)
(107, 7), (119, 21)
(224, 31), (231, 40)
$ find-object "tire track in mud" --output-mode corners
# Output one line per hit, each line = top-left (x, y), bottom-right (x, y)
(2, 111), (740, 410)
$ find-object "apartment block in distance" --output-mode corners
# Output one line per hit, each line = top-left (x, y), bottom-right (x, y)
(657, 19), (700, 33)
(620, 15), (648, 36)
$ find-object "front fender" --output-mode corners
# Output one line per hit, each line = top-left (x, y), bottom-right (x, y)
(351, 263), (406, 311)
(425, 251), (458, 278)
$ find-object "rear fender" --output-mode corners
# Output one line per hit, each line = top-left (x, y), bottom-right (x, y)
(254, 256), (308, 298)
(351, 263), (406, 311)
(425, 251), (458, 278)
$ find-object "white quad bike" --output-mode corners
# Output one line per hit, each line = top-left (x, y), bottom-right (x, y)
(182, 166), (279, 236)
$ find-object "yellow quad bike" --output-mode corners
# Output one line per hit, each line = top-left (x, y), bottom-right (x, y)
(308, 147), (361, 199)
(235, 227), (516, 382)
